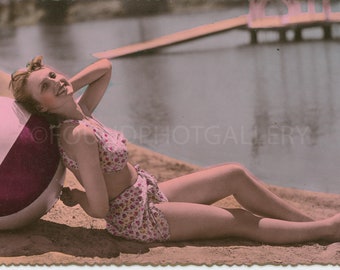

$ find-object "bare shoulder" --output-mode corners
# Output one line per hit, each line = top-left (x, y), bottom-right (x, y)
(59, 121), (97, 153)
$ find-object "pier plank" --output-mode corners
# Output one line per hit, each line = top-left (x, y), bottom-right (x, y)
(93, 15), (248, 59)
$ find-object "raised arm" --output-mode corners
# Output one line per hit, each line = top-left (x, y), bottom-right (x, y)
(70, 59), (112, 114)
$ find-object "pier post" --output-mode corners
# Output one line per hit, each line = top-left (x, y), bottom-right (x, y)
(307, 0), (316, 13)
(279, 29), (287, 42)
(323, 25), (332, 40)
(250, 29), (258, 44)
(323, 0), (331, 20)
(294, 28), (302, 41)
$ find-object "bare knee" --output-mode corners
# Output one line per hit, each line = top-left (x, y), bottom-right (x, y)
(224, 163), (247, 174)
(222, 163), (248, 181)
(220, 163), (249, 193)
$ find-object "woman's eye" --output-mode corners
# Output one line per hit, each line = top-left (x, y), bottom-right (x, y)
(49, 72), (56, 79)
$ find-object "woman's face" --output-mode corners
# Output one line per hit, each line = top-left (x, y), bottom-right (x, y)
(26, 67), (73, 113)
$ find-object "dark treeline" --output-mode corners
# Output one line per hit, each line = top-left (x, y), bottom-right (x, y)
(0, 0), (247, 25)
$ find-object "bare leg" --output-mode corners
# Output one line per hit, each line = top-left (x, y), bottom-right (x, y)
(155, 202), (339, 244)
(159, 163), (312, 222)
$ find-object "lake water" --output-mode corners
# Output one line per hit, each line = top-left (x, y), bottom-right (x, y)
(1, 5), (340, 193)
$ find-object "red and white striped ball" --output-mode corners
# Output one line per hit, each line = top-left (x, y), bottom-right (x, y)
(0, 96), (65, 229)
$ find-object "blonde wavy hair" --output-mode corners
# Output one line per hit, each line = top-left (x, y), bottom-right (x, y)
(10, 56), (58, 125)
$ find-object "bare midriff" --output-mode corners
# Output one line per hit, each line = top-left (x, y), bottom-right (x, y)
(70, 162), (138, 200)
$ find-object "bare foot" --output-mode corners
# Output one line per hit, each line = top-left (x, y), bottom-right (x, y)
(326, 213), (340, 242)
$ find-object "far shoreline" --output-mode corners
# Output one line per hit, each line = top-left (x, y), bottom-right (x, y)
(0, 0), (247, 27)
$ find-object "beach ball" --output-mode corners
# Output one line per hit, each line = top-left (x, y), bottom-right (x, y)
(0, 96), (65, 229)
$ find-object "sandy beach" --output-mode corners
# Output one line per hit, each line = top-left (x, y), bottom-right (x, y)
(1, 70), (340, 266)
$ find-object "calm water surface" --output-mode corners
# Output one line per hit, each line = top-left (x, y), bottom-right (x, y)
(1, 6), (340, 193)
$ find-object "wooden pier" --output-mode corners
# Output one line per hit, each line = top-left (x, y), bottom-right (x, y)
(248, 0), (340, 43)
(93, 15), (248, 59)
(93, 0), (340, 59)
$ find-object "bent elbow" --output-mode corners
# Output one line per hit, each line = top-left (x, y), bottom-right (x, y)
(101, 59), (112, 72)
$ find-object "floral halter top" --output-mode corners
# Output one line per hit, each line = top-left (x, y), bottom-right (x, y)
(58, 117), (128, 173)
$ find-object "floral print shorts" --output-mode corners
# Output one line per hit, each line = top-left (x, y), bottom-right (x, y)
(105, 165), (171, 242)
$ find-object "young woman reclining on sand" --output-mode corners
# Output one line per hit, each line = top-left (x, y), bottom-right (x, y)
(9, 56), (340, 244)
